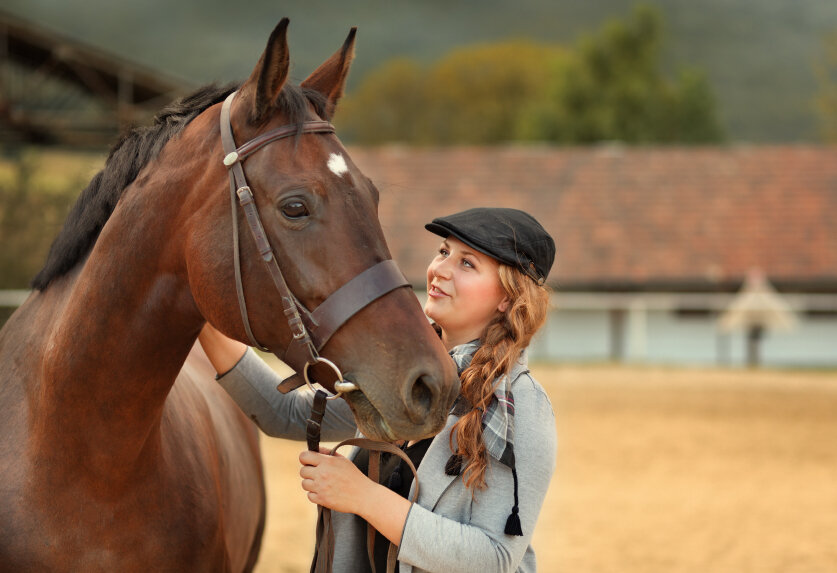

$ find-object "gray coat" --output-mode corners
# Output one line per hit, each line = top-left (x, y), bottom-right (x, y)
(218, 349), (557, 573)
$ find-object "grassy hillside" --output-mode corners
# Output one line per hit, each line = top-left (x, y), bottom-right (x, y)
(3, 0), (837, 142)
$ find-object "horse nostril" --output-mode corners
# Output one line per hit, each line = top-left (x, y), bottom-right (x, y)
(407, 374), (434, 422)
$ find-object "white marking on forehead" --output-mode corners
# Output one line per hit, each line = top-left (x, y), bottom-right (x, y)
(327, 153), (349, 177)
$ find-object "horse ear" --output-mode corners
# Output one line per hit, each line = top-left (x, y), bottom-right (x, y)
(300, 27), (357, 120)
(240, 18), (291, 123)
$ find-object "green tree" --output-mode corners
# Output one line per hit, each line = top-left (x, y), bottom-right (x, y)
(337, 58), (426, 144)
(339, 42), (562, 145)
(814, 30), (837, 142)
(520, 4), (723, 144)
(340, 4), (723, 145)
(419, 42), (563, 144)
(658, 68), (725, 143)
(0, 151), (83, 290)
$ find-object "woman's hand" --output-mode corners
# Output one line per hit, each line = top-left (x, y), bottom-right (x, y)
(299, 447), (413, 546)
(299, 448), (374, 515)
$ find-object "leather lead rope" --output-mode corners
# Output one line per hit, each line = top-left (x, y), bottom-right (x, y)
(306, 390), (329, 453)
(310, 438), (419, 573)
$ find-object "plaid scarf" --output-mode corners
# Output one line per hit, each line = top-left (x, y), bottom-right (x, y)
(449, 340), (517, 469)
(448, 339), (524, 535)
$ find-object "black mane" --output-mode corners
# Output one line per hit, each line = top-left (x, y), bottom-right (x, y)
(31, 82), (328, 291)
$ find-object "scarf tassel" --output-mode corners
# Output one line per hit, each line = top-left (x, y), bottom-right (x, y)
(444, 454), (463, 476)
(504, 507), (523, 536)
(504, 467), (523, 536)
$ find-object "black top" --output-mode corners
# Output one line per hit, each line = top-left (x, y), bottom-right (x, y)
(352, 437), (434, 572)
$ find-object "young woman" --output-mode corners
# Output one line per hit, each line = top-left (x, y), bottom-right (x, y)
(199, 207), (557, 573)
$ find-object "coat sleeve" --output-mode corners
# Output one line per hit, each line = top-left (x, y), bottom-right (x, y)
(397, 376), (557, 573)
(216, 347), (358, 441)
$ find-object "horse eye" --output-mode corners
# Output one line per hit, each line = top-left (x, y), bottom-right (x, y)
(281, 200), (309, 220)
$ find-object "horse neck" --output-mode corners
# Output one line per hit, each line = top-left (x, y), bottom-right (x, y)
(32, 147), (206, 482)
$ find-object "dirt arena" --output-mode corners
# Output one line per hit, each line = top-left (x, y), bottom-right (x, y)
(253, 362), (837, 573)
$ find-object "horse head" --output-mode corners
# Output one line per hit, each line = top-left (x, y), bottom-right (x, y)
(188, 20), (459, 441)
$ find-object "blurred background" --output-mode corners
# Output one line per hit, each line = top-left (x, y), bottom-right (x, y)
(1, 1), (836, 571)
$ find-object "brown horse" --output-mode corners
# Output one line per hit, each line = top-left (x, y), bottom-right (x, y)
(0, 20), (458, 572)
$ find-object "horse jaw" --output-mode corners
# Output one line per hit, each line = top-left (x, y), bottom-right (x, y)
(341, 393), (406, 442)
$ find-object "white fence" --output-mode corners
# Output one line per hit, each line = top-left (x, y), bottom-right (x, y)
(4, 289), (836, 367)
(0, 289), (29, 307)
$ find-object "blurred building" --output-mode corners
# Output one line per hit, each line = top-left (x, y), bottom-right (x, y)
(2, 12), (834, 367)
(0, 10), (192, 148)
(351, 145), (837, 367)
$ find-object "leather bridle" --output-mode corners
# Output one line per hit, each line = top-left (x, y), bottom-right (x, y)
(219, 91), (410, 398)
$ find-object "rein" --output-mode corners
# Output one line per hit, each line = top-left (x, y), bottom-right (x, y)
(310, 436), (419, 573)
(220, 91), (410, 397)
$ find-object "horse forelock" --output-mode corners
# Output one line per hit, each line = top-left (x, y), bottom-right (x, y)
(271, 86), (330, 130)
(30, 82), (329, 291)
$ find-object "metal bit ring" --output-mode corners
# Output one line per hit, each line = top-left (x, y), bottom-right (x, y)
(303, 357), (358, 400)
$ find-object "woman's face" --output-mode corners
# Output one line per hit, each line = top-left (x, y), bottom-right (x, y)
(424, 237), (509, 348)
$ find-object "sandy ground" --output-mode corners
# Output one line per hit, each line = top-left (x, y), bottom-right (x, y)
(252, 363), (837, 573)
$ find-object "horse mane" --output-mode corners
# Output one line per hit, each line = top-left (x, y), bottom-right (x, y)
(31, 82), (328, 291)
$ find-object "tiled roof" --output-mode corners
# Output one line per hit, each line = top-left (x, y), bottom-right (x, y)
(348, 145), (837, 292)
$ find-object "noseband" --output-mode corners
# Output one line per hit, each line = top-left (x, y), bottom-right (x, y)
(219, 91), (410, 398)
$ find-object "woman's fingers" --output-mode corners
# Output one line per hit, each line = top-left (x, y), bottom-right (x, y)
(299, 464), (315, 479)
(299, 448), (347, 469)
(297, 449), (367, 514)
(300, 478), (316, 492)
(299, 450), (324, 467)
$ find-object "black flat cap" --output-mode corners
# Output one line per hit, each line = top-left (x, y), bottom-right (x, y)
(425, 207), (555, 284)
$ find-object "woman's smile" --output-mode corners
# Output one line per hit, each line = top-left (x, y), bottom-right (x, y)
(427, 283), (450, 298)
(424, 237), (508, 349)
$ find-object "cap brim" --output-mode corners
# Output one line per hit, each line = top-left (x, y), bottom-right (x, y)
(424, 222), (452, 239)
(425, 221), (512, 267)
